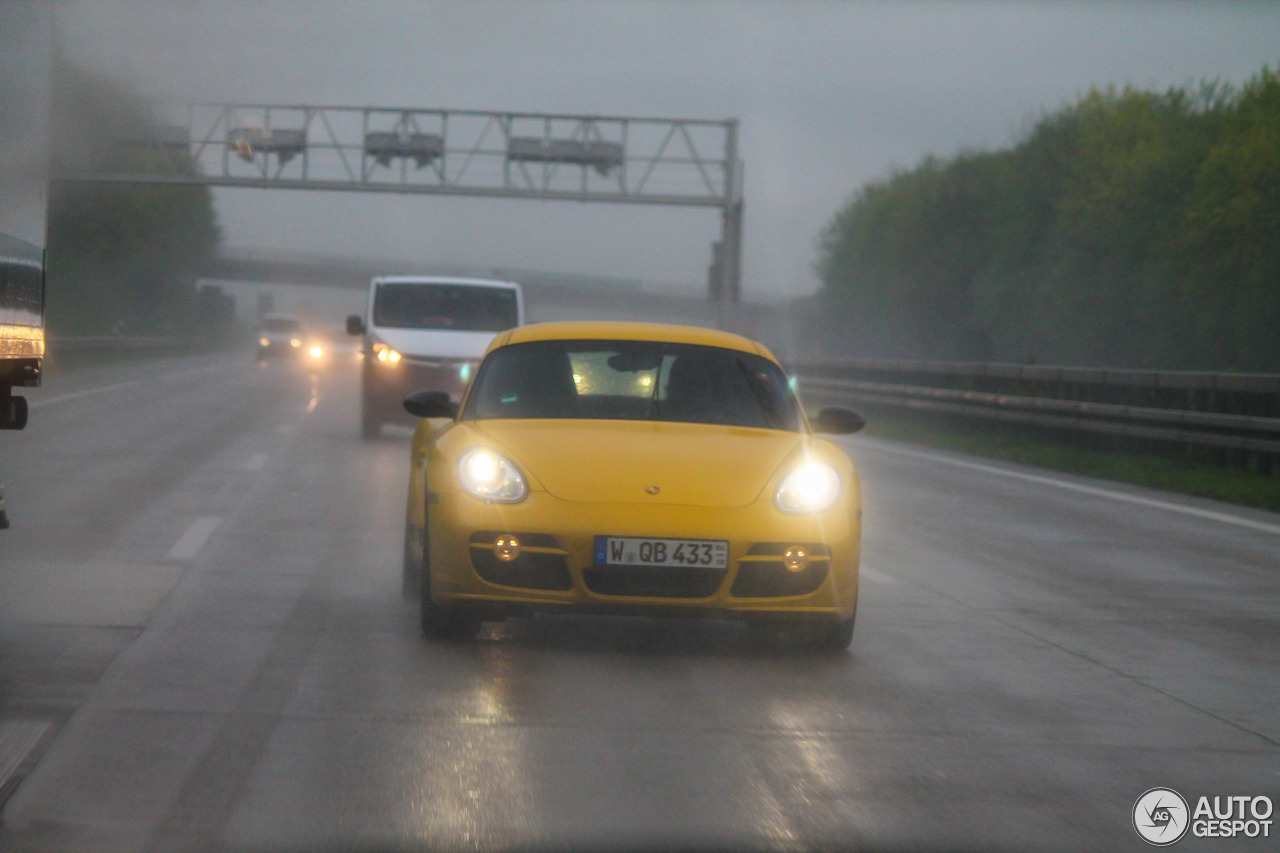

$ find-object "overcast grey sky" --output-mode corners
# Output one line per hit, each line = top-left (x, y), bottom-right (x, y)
(56, 0), (1280, 302)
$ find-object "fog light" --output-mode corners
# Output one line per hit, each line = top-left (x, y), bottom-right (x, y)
(783, 546), (809, 573)
(494, 534), (521, 562)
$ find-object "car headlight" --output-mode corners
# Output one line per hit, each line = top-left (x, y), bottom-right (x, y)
(308, 345), (324, 358)
(774, 460), (841, 514)
(372, 341), (402, 364)
(457, 448), (528, 503)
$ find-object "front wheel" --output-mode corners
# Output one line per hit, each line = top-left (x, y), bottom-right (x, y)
(416, 524), (476, 640)
(420, 589), (477, 640)
(401, 521), (422, 599)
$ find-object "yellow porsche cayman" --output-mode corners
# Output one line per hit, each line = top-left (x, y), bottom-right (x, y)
(401, 321), (866, 651)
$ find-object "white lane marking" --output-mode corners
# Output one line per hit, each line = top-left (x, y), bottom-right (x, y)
(860, 565), (896, 585)
(244, 453), (269, 472)
(26, 379), (146, 408)
(166, 516), (223, 561)
(26, 361), (229, 410)
(861, 440), (1280, 536)
(0, 719), (50, 794)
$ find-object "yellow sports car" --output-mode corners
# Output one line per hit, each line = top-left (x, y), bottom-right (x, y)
(401, 321), (865, 651)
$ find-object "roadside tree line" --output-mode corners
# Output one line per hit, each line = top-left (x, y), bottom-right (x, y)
(816, 65), (1280, 372)
(46, 56), (222, 338)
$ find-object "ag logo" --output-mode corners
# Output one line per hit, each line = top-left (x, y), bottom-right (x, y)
(1134, 788), (1190, 845)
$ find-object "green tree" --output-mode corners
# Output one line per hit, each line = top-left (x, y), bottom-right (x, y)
(817, 66), (1277, 371)
(1178, 67), (1280, 370)
(1030, 86), (1221, 366)
(816, 152), (1005, 358)
(45, 55), (221, 336)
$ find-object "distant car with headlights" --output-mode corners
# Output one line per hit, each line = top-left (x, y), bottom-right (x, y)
(401, 321), (865, 652)
(256, 313), (309, 360)
(347, 276), (523, 438)
(301, 330), (334, 370)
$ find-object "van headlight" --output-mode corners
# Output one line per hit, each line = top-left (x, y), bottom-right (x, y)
(774, 460), (841, 514)
(457, 448), (528, 503)
(372, 341), (402, 364)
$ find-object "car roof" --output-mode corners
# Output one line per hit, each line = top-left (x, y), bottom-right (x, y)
(372, 276), (520, 290)
(494, 321), (775, 360)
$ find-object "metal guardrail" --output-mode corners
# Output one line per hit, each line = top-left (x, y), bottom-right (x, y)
(794, 358), (1280, 463)
(796, 357), (1280, 395)
(47, 335), (191, 352)
(800, 377), (1280, 454)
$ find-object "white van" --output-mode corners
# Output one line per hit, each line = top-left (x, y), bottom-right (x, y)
(347, 276), (524, 438)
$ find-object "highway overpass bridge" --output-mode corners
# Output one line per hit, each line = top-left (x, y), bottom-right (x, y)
(199, 248), (781, 339)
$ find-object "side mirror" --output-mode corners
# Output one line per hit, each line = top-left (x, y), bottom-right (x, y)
(810, 406), (865, 435)
(403, 389), (457, 419)
(346, 314), (366, 336)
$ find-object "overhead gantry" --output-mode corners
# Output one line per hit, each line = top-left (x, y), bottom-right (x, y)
(54, 104), (744, 307)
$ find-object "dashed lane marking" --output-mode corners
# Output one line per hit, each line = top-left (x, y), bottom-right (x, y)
(166, 516), (224, 562)
(860, 565), (897, 584)
(0, 719), (50, 802)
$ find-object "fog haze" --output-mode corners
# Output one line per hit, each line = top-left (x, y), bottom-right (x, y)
(55, 0), (1280, 301)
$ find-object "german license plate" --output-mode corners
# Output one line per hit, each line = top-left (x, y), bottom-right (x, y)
(594, 536), (729, 569)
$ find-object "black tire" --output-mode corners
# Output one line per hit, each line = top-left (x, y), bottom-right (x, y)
(401, 521), (422, 599)
(416, 520), (476, 640)
(420, 587), (476, 640)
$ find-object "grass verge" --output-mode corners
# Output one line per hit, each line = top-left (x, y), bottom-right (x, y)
(860, 412), (1280, 514)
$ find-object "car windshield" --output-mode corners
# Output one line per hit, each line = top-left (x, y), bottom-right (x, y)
(372, 282), (518, 332)
(464, 339), (802, 431)
(260, 317), (302, 332)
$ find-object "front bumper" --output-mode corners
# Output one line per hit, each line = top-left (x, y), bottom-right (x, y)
(425, 490), (860, 620)
(363, 357), (475, 418)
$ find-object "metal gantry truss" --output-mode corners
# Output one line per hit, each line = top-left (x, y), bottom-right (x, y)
(54, 103), (744, 303)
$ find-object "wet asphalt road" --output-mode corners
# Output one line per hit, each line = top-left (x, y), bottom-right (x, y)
(0, 349), (1276, 852)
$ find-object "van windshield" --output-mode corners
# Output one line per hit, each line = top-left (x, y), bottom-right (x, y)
(372, 283), (518, 332)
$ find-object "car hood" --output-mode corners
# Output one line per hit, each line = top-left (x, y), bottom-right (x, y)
(373, 328), (497, 360)
(473, 420), (803, 507)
